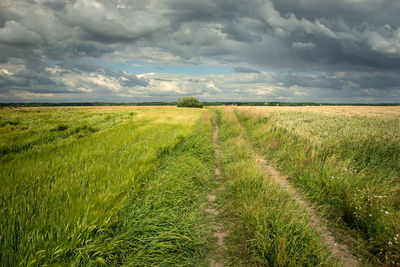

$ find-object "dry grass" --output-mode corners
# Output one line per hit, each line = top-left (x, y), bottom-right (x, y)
(236, 106), (400, 145)
(240, 105), (400, 117)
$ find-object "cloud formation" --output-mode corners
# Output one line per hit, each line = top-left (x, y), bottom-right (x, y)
(0, 0), (399, 102)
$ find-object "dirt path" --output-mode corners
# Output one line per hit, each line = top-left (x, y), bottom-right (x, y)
(232, 110), (360, 267)
(206, 124), (228, 267)
(257, 157), (360, 266)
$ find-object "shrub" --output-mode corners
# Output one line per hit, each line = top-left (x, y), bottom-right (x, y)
(1, 120), (20, 127)
(73, 125), (99, 137)
(51, 124), (69, 131)
(177, 97), (203, 108)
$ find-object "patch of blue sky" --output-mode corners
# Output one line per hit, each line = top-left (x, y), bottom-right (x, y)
(45, 58), (58, 66)
(90, 59), (232, 75)
(45, 58), (321, 76)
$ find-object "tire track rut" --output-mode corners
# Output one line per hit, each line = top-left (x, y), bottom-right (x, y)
(207, 124), (228, 267)
(232, 110), (360, 267)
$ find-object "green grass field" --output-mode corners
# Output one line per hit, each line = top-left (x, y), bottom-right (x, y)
(235, 106), (400, 265)
(216, 108), (335, 266)
(1, 106), (399, 266)
(0, 106), (215, 265)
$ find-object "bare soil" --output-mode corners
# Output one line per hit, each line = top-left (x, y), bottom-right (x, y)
(206, 125), (229, 267)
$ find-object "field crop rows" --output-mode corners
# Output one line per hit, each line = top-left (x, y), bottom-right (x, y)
(1, 106), (399, 266)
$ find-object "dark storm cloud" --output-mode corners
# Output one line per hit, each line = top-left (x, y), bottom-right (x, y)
(0, 0), (399, 102)
(233, 67), (260, 73)
(334, 71), (400, 90)
(276, 73), (343, 89)
(0, 21), (42, 47)
(42, 0), (67, 11)
(265, 71), (400, 92)
(271, 0), (400, 27)
(164, 0), (400, 69)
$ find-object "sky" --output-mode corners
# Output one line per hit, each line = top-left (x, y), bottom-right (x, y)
(0, 0), (400, 103)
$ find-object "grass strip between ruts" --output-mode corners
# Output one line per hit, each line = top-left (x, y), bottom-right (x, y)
(216, 107), (336, 266)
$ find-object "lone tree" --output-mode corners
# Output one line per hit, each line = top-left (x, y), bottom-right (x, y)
(177, 97), (203, 108)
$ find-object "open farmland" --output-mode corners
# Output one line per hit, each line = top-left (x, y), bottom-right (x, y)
(0, 106), (215, 265)
(235, 106), (400, 265)
(0, 106), (399, 266)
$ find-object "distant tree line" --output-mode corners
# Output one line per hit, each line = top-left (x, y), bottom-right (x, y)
(1, 102), (399, 107)
(0, 102), (177, 107)
(262, 102), (400, 106)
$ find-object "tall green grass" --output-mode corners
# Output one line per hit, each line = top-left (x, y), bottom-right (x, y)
(0, 108), (134, 157)
(0, 107), (215, 265)
(216, 108), (336, 266)
(236, 108), (400, 265)
(120, 113), (216, 265)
